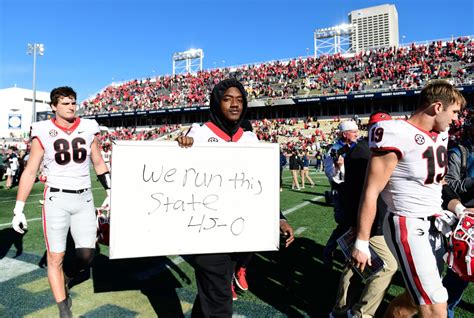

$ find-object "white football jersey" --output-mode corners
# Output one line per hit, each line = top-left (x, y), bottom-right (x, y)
(31, 118), (99, 190)
(369, 120), (448, 217)
(186, 122), (259, 143)
(101, 150), (111, 163)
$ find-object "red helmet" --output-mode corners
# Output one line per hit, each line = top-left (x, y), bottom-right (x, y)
(446, 212), (474, 282)
(39, 174), (47, 183)
(96, 207), (110, 246)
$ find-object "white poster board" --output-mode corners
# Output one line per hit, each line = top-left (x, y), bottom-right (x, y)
(109, 140), (280, 259)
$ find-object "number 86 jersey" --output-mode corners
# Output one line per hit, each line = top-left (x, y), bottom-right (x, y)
(31, 118), (100, 190)
(369, 120), (448, 218)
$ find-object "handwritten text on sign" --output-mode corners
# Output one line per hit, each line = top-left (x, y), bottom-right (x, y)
(109, 141), (280, 259)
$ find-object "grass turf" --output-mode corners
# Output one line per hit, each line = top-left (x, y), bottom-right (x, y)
(0, 170), (472, 317)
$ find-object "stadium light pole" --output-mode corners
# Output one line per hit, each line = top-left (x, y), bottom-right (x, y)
(27, 43), (45, 124)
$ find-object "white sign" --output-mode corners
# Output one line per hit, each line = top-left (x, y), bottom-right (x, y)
(109, 140), (280, 259)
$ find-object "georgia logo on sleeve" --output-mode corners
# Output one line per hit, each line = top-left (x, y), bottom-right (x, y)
(208, 137), (218, 142)
(414, 134), (425, 145)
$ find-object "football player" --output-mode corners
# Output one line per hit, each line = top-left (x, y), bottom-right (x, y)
(177, 78), (294, 317)
(351, 80), (466, 317)
(11, 86), (111, 318)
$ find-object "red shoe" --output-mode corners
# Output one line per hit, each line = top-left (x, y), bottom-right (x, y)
(231, 283), (238, 301)
(234, 267), (248, 291)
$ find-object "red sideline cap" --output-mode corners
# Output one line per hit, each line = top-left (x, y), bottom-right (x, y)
(369, 112), (392, 125)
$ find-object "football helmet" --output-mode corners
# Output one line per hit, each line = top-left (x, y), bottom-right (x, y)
(446, 212), (474, 282)
(96, 207), (110, 246)
(39, 174), (47, 183)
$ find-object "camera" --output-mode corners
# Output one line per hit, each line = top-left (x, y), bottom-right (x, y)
(329, 144), (351, 163)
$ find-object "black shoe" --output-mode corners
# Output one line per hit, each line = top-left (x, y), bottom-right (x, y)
(38, 253), (47, 268)
(57, 298), (72, 318)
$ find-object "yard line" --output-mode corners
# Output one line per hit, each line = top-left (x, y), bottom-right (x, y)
(0, 217), (42, 228)
(282, 196), (323, 216)
(294, 227), (307, 235)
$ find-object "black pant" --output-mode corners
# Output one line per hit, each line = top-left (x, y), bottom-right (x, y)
(191, 253), (233, 318)
(280, 167), (283, 187)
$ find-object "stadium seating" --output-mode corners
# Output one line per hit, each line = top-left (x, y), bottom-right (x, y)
(81, 37), (474, 115)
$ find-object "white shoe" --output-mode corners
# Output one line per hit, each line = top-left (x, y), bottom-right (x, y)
(39, 200), (44, 205)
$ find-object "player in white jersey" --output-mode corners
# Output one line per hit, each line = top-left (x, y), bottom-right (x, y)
(177, 78), (294, 317)
(351, 80), (466, 318)
(101, 144), (112, 171)
(11, 87), (111, 318)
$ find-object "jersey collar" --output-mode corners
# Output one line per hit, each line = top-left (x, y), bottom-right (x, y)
(52, 117), (81, 135)
(405, 119), (440, 142)
(205, 121), (244, 142)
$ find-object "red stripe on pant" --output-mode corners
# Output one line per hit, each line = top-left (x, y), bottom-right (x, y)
(399, 216), (432, 304)
(42, 185), (50, 252)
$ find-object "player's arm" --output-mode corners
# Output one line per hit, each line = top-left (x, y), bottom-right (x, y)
(91, 137), (109, 175)
(352, 151), (398, 271)
(12, 138), (44, 233)
(90, 137), (111, 206)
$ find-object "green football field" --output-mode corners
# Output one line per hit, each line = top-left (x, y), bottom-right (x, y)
(0, 170), (472, 317)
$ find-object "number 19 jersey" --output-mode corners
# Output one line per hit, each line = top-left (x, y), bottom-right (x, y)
(31, 118), (100, 190)
(369, 120), (448, 218)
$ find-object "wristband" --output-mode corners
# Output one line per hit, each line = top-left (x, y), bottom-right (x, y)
(455, 203), (466, 217)
(98, 172), (111, 190)
(14, 201), (25, 215)
(354, 238), (370, 256)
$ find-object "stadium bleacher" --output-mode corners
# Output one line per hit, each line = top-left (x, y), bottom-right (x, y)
(81, 37), (473, 115)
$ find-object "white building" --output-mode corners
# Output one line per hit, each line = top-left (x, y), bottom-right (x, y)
(349, 4), (399, 52)
(0, 87), (51, 138)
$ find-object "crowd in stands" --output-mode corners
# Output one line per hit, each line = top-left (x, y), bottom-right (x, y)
(97, 124), (182, 150)
(82, 37), (474, 115)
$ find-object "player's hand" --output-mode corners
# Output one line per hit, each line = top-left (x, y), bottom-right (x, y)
(434, 210), (458, 237)
(351, 239), (371, 272)
(280, 220), (295, 248)
(101, 189), (111, 208)
(12, 210), (27, 234)
(176, 136), (194, 148)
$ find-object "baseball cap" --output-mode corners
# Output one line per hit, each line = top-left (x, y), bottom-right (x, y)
(339, 120), (359, 132)
(368, 112), (392, 125)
